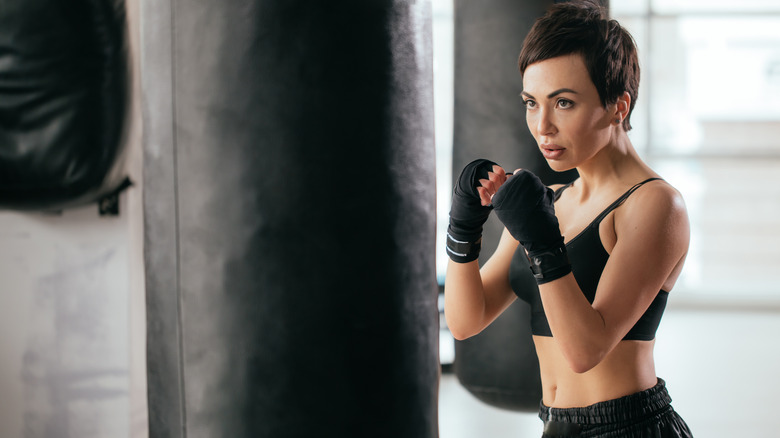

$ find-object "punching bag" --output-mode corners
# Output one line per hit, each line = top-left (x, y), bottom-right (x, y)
(0, 0), (129, 211)
(450, 0), (577, 412)
(141, 1), (438, 437)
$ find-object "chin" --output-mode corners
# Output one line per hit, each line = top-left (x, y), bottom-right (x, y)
(545, 159), (576, 173)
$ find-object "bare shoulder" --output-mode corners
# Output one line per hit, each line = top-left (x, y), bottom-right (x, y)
(623, 179), (687, 218)
(616, 179), (690, 247)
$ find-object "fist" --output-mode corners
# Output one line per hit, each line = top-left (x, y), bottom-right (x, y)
(476, 165), (509, 206)
(491, 169), (562, 252)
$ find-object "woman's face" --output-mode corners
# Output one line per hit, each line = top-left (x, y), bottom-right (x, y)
(521, 53), (617, 172)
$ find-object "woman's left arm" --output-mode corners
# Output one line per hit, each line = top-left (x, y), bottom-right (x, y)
(538, 184), (690, 373)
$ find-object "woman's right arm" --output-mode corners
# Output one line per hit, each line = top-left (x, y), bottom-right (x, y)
(444, 228), (519, 340)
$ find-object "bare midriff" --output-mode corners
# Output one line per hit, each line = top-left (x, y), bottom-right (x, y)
(534, 336), (658, 408)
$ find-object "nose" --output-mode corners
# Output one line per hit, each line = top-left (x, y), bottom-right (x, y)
(537, 108), (556, 136)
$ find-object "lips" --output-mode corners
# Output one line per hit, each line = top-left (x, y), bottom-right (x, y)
(541, 144), (565, 160)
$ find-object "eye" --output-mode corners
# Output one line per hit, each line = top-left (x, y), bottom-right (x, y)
(523, 99), (537, 109)
(556, 98), (574, 109)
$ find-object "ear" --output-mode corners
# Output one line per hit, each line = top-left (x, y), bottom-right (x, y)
(612, 91), (631, 126)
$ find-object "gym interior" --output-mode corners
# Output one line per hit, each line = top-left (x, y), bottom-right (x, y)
(1, 0), (778, 437)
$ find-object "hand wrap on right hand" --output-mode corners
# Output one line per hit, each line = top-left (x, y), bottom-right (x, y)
(446, 159), (497, 263)
(492, 170), (571, 284)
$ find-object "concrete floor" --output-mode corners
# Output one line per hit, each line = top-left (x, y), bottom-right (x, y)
(439, 307), (780, 437)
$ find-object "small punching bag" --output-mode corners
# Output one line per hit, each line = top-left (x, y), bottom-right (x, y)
(141, 1), (438, 437)
(0, 0), (129, 212)
(450, 0), (577, 412)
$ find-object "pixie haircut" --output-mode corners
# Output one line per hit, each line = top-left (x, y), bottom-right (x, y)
(518, 0), (640, 131)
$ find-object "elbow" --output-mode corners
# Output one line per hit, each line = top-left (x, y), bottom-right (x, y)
(445, 318), (476, 341)
(563, 346), (606, 374)
(568, 359), (599, 374)
(449, 329), (471, 341)
(560, 315), (612, 373)
(444, 313), (480, 341)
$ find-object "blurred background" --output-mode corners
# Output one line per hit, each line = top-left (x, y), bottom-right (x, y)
(1, 0), (778, 437)
(434, 0), (780, 303)
(433, 0), (780, 436)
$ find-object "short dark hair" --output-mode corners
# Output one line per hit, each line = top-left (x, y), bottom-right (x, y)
(518, 0), (640, 131)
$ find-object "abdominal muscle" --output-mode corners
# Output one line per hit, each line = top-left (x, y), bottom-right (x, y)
(534, 336), (658, 408)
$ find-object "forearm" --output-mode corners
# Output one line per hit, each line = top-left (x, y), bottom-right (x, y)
(443, 160), (515, 340)
(443, 259), (488, 340)
(538, 273), (613, 373)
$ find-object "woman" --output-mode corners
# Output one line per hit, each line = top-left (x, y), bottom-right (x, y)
(443, 1), (693, 437)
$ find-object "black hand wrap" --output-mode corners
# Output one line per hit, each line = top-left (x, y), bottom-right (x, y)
(492, 170), (571, 284)
(446, 159), (497, 263)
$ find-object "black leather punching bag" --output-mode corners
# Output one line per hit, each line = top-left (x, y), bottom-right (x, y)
(0, 0), (129, 211)
(450, 0), (577, 412)
(141, 1), (438, 437)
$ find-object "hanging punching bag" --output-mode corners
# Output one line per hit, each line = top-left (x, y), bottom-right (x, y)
(0, 0), (129, 212)
(450, 0), (576, 412)
(141, 1), (438, 437)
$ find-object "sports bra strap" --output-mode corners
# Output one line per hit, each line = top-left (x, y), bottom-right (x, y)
(553, 181), (575, 201)
(590, 177), (663, 224)
(553, 177), (664, 222)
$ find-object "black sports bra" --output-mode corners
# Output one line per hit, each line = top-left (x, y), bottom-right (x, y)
(508, 178), (668, 341)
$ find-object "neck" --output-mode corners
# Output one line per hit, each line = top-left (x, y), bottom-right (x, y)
(574, 130), (653, 198)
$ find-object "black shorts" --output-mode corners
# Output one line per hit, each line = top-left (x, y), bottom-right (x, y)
(539, 378), (693, 437)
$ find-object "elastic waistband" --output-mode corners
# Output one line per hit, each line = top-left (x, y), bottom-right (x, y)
(539, 378), (672, 425)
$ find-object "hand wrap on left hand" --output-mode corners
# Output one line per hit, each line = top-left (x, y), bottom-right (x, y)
(446, 159), (497, 263)
(492, 170), (571, 284)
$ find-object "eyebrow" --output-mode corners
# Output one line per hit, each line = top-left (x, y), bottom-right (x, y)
(521, 88), (579, 99)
